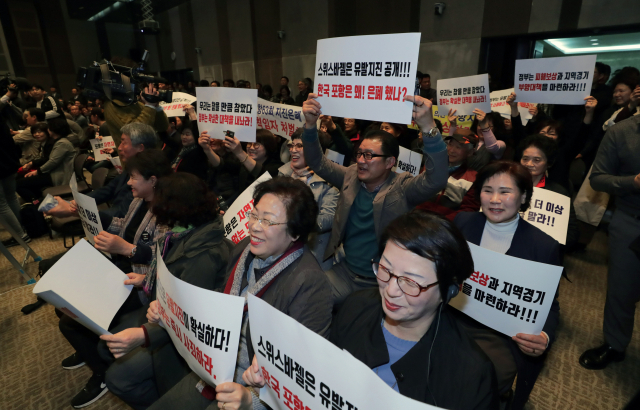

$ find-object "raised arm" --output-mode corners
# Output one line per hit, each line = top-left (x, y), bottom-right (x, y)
(301, 94), (348, 189)
(474, 108), (506, 159)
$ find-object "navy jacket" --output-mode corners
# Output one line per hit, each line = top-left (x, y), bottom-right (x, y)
(454, 211), (561, 410)
(87, 171), (133, 218)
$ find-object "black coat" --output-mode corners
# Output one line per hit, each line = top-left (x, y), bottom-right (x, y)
(174, 145), (209, 181)
(453, 211), (561, 409)
(331, 288), (499, 410)
(0, 122), (20, 178)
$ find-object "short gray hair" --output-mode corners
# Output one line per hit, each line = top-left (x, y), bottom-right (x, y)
(120, 122), (157, 149)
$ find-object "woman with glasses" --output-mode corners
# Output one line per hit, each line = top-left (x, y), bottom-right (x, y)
(304, 210), (497, 409)
(454, 161), (560, 410)
(199, 129), (283, 193)
(278, 129), (339, 269)
(148, 177), (332, 410)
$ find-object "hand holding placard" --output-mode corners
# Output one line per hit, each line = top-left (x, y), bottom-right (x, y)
(513, 332), (549, 357)
(303, 93), (322, 128)
(243, 355), (266, 388)
(403, 94), (435, 131)
(147, 300), (161, 324)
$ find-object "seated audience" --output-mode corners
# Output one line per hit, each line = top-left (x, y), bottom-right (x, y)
(90, 107), (110, 137)
(147, 177), (332, 410)
(198, 135), (241, 205)
(16, 119), (74, 203)
(273, 85), (295, 105)
(278, 129), (339, 269)
(416, 129), (480, 220)
(70, 105), (89, 128)
(419, 73), (437, 102)
(519, 134), (579, 251)
(99, 172), (233, 409)
(319, 115), (355, 166)
(301, 93), (448, 304)
(170, 109), (208, 180)
(380, 122), (415, 149)
(453, 161), (561, 410)
(58, 149), (172, 408)
(467, 109), (507, 171)
(13, 107), (45, 165)
(295, 78), (311, 106)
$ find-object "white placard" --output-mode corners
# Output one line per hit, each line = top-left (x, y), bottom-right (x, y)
(449, 242), (562, 337)
(436, 74), (490, 116)
(257, 98), (304, 140)
(196, 87), (257, 142)
(159, 92), (197, 117)
(110, 156), (123, 174)
(248, 294), (442, 410)
(90, 136), (116, 161)
(521, 187), (570, 245)
(223, 172), (272, 244)
(489, 88), (534, 124)
(394, 146), (422, 177)
(514, 55), (596, 104)
(33, 239), (132, 335)
(155, 250), (244, 385)
(70, 174), (104, 246)
(325, 149), (345, 165)
(314, 33), (421, 124)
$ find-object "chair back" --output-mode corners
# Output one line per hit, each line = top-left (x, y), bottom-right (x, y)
(90, 168), (109, 190)
(73, 154), (88, 183)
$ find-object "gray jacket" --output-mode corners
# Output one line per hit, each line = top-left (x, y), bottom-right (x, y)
(39, 137), (75, 186)
(302, 125), (449, 260)
(591, 114), (640, 216)
(278, 163), (339, 268)
(13, 127), (41, 165)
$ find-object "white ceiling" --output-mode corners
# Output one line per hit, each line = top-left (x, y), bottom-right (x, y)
(545, 33), (640, 54)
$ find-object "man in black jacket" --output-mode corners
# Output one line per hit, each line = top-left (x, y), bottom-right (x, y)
(28, 84), (61, 120)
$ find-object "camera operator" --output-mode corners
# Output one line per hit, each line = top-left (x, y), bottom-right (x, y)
(102, 83), (169, 147)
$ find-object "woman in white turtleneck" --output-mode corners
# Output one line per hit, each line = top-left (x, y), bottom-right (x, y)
(453, 160), (561, 410)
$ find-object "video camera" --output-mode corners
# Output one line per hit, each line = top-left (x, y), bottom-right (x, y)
(76, 50), (172, 106)
(0, 73), (31, 96)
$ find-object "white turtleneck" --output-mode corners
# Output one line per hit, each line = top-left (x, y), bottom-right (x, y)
(479, 214), (520, 254)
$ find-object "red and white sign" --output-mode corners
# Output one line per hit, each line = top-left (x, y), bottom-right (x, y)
(313, 33), (421, 124)
(196, 87), (257, 142)
(223, 172), (272, 244)
(159, 92), (197, 117)
(257, 98), (304, 140)
(436, 74), (490, 116)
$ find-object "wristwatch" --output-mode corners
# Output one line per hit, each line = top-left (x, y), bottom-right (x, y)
(128, 246), (137, 258)
(425, 126), (440, 138)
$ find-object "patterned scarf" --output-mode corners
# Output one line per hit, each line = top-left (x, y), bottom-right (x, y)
(171, 143), (197, 170)
(289, 164), (314, 182)
(223, 241), (304, 310)
(144, 225), (196, 297)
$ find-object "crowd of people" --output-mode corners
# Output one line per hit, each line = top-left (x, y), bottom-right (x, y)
(0, 58), (638, 410)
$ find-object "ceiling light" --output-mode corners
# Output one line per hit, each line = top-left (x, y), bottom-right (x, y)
(590, 39), (598, 42)
(545, 39), (640, 54)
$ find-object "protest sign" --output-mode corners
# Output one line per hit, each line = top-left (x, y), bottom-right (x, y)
(314, 33), (421, 124)
(70, 174), (104, 246)
(110, 156), (123, 174)
(159, 92), (197, 117)
(248, 294), (442, 410)
(223, 172), (272, 244)
(196, 87), (257, 142)
(33, 239), (132, 335)
(394, 146), (422, 177)
(449, 242), (562, 336)
(514, 55), (596, 104)
(436, 74), (490, 116)
(257, 98), (304, 140)
(522, 187), (571, 245)
(325, 149), (345, 166)
(90, 136), (116, 161)
(430, 106), (474, 134)
(155, 250), (244, 385)
(489, 88), (534, 124)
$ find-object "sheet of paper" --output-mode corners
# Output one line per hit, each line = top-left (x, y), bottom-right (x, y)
(90, 136), (116, 161)
(489, 88), (534, 125)
(248, 294), (443, 410)
(436, 74), (490, 116)
(325, 149), (345, 166)
(514, 55), (596, 104)
(314, 33), (421, 124)
(449, 242), (563, 337)
(109, 156), (123, 174)
(155, 250), (244, 385)
(394, 146), (422, 177)
(223, 172), (272, 244)
(33, 239), (132, 335)
(70, 174), (105, 246)
(159, 92), (197, 117)
(522, 187), (571, 245)
(196, 87), (257, 142)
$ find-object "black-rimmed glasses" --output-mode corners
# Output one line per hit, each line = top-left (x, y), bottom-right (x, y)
(372, 261), (439, 297)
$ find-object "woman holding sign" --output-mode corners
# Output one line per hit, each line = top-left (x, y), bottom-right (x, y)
(453, 161), (561, 410)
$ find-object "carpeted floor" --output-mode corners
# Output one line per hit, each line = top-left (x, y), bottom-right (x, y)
(0, 227), (638, 410)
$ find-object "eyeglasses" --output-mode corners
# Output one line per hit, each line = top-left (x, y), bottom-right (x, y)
(246, 143), (263, 149)
(248, 212), (287, 228)
(354, 151), (389, 161)
(372, 261), (439, 297)
(287, 143), (304, 150)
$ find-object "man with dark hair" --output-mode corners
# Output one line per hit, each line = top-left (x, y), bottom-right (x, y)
(222, 79), (235, 87)
(70, 87), (87, 106)
(198, 79), (210, 87)
(69, 105), (89, 128)
(592, 62), (613, 118)
(210, 80), (220, 87)
(90, 107), (110, 137)
(28, 85), (61, 120)
(13, 107), (45, 165)
(302, 93), (448, 303)
(419, 73), (437, 102)
(0, 84), (24, 131)
(49, 85), (62, 100)
(281, 76), (289, 87)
